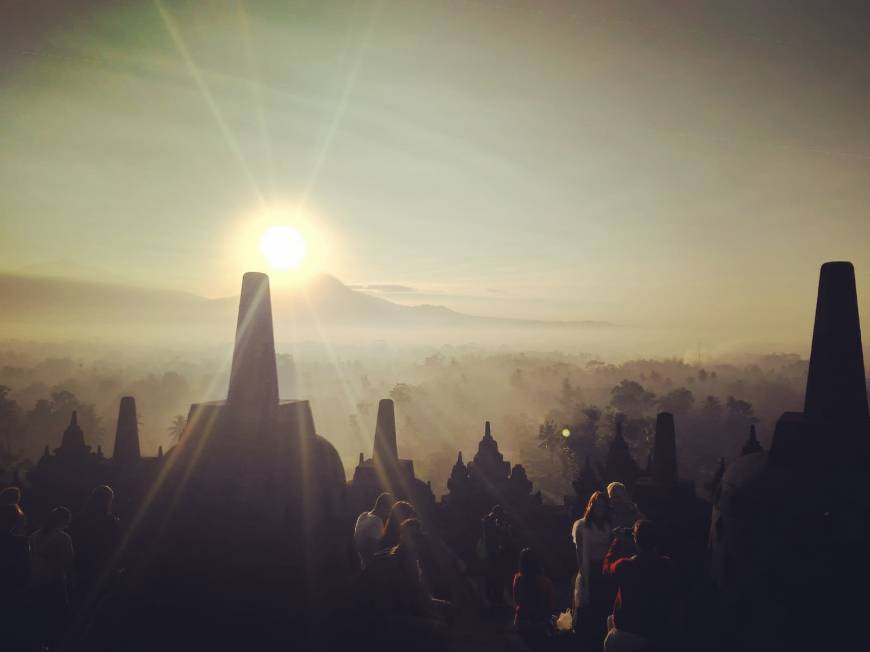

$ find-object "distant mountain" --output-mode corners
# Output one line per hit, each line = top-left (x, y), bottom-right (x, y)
(0, 273), (612, 343)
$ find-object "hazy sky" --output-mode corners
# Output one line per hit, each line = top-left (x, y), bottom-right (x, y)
(3, 0), (870, 348)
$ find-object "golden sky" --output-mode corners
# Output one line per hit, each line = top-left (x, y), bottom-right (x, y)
(2, 1), (870, 352)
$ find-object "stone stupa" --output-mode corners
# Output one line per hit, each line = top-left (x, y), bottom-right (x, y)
(136, 271), (352, 645)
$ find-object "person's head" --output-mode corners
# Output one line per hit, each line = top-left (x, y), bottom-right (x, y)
(383, 500), (417, 545)
(606, 482), (628, 504)
(491, 505), (505, 520)
(632, 519), (658, 554)
(372, 492), (395, 520)
(518, 547), (540, 577)
(583, 490), (611, 527)
(0, 503), (24, 533)
(87, 485), (114, 516)
(397, 517), (426, 553)
(0, 486), (21, 506)
(46, 506), (72, 533)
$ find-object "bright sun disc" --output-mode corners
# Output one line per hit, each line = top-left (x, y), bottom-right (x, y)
(259, 225), (307, 270)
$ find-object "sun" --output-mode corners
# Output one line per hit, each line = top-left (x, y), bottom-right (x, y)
(259, 225), (307, 270)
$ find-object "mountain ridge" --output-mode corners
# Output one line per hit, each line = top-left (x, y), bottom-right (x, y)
(0, 272), (613, 341)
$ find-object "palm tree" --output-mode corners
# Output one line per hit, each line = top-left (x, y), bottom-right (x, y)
(167, 414), (187, 442)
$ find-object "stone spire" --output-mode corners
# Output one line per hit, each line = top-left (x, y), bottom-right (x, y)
(113, 396), (141, 464)
(227, 272), (279, 410)
(60, 410), (86, 451)
(447, 451), (469, 498)
(653, 412), (678, 485)
(804, 262), (869, 422)
(484, 420), (492, 440)
(604, 417), (639, 486)
(741, 424), (763, 456)
(573, 455), (600, 502)
(372, 399), (398, 467)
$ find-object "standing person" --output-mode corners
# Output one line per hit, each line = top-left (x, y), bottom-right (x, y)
(602, 520), (680, 652)
(72, 486), (120, 602)
(1, 503), (30, 651)
(353, 492), (394, 568)
(481, 505), (512, 609)
(572, 490), (613, 638)
(512, 548), (555, 631)
(607, 482), (643, 531)
(380, 500), (417, 549)
(29, 506), (75, 650)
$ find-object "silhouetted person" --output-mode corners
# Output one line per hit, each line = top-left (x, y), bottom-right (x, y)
(0, 485), (22, 506)
(607, 482), (643, 531)
(481, 504), (512, 609)
(1, 503), (30, 650)
(354, 492), (394, 567)
(29, 506), (74, 650)
(0, 486), (26, 535)
(603, 520), (679, 652)
(72, 485), (120, 602)
(380, 500), (417, 549)
(572, 490), (613, 638)
(356, 518), (449, 651)
(415, 523), (467, 605)
(512, 548), (555, 632)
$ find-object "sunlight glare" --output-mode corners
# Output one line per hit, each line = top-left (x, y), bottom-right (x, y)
(259, 225), (307, 270)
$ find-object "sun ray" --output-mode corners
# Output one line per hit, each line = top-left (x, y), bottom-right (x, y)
(154, 0), (264, 205)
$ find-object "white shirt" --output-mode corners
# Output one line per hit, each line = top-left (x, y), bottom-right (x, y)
(572, 517), (613, 591)
(353, 511), (384, 565)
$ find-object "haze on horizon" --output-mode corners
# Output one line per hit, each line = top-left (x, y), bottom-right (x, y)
(3, 0), (870, 355)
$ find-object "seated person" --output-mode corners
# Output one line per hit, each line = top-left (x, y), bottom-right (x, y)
(353, 492), (394, 567)
(602, 520), (680, 652)
(356, 518), (449, 650)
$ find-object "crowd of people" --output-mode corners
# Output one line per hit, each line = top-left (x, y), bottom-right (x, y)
(1, 479), (682, 651)
(1, 485), (120, 651)
(347, 483), (682, 651)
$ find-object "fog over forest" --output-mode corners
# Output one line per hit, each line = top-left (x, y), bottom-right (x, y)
(0, 331), (819, 502)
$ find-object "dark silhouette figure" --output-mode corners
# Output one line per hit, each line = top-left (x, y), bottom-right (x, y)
(71, 485), (120, 601)
(354, 518), (449, 651)
(602, 520), (679, 651)
(512, 547), (555, 629)
(1, 503), (30, 650)
(381, 500), (418, 549)
(607, 481), (643, 531)
(481, 504), (513, 609)
(29, 506), (74, 650)
(354, 492), (394, 567)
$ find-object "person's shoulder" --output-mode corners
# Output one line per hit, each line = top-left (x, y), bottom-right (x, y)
(611, 554), (637, 571)
(354, 511), (374, 526)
